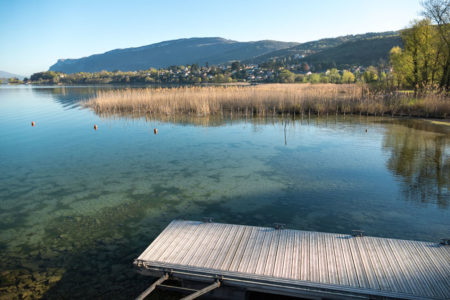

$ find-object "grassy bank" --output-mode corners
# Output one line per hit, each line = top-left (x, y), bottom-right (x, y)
(84, 84), (449, 118)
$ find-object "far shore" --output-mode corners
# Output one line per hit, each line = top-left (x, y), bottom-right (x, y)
(84, 83), (449, 119)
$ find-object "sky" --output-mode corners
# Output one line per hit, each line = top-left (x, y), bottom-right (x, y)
(0, 0), (422, 76)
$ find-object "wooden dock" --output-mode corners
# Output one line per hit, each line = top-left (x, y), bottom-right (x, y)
(134, 220), (450, 299)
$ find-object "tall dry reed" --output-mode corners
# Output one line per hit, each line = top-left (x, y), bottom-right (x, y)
(84, 84), (450, 118)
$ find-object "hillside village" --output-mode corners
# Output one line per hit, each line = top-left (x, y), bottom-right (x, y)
(26, 61), (385, 85)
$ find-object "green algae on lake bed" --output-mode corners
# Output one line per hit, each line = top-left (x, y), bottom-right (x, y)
(0, 86), (449, 299)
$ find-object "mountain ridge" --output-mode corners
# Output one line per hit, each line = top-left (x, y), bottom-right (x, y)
(0, 70), (25, 80)
(243, 31), (399, 64)
(49, 32), (402, 73)
(49, 37), (298, 73)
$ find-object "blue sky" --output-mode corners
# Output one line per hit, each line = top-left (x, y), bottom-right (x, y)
(0, 0), (421, 76)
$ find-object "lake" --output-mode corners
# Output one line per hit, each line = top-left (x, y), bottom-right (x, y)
(0, 86), (449, 299)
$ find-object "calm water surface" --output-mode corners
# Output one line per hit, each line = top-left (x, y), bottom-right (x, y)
(0, 86), (449, 299)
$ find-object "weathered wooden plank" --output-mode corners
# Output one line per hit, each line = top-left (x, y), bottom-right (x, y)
(310, 231), (319, 283)
(403, 240), (446, 299)
(300, 231), (310, 281)
(347, 237), (369, 289)
(273, 229), (288, 278)
(187, 223), (220, 267)
(396, 239), (435, 298)
(409, 241), (450, 298)
(264, 229), (281, 277)
(149, 220), (189, 261)
(235, 226), (258, 273)
(160, 222), (193, 264)
(138, 220), (183, 260)
(228, 226), (254, 271)
(353, 237), (379, 290)
(358, 237), (386, 291)
(377, 237), (410, 293)
(245, 228), (267, 274)
(211, 224), (241, 270)
(220, 225), (246, 271)
(332, 234), (348, 286)
(158, 221), (198, 262)
(384, 238), (421, 296)
(324, 233), (339, 285)
(370, 236), (400, 293)
(419, 242), (450, 280)
(255, 229), (273, 275)
(291, 231), (300, 280)
(138, 221), (178, 259)
(401, 239), (437, 297)
(318, 233), (329, 284)
(282, 230), (294, 279)
(204, 224), (233, 269)
(339, 236), (359, 288)
(196, 223), (227, 267)
(173, 223), (209, 265)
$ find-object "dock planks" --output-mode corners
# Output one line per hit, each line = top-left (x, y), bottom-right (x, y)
(136, 220), (450, 299)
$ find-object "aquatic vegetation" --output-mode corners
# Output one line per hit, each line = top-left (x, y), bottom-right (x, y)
(84, 84), (450, 118)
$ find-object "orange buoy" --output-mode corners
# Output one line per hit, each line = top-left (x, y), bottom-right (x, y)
(31, 121), (35, 127)
(153, 128), (158, 135)
(94, 124), (98, 130)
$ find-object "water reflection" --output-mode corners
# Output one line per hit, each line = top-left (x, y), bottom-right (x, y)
(383, 120), (450, 208)
(31, 85), (189, 109)
(31, 86), (116, 108)
(93, 109), (450, 210)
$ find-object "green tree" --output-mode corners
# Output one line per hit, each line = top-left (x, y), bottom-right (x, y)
(231, 61), (240, 71)
(341, 70), (355, 83)
(363, 66), (379, 83)
(328, 68), (341, 83)
(390, 46), (409, 87)
(277, 69), (295, 83)
(354, 69), (362, 82)
(8, 77), (22, 84)
(309, 73), (321, 83)
(320, 74), (330, 83)
(294, 74), (305, 82)
(390, 19), (442, 92)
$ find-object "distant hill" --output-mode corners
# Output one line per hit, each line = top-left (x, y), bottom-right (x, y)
(295, 35), (402, 70)
(48, 33), (403, 74)
(0, 70), (25, 80)
(243, 31), (401, 69)
(49, 37), (298, 73)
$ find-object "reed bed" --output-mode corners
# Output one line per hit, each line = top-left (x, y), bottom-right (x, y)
(84, 84), (450, 118)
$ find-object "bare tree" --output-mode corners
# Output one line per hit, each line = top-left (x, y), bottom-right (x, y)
(421, 0), (450, 90)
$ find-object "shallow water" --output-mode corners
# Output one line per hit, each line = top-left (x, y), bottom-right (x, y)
(0, 86), (449, 299)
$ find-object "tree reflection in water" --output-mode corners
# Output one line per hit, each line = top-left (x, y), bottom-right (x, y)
(383, 120), (450, 208)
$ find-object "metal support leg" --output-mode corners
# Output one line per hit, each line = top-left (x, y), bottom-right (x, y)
(135, 273), (169, 300)
(180, 280), (221, 300)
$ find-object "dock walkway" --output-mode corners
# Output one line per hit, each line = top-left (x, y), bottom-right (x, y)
(135, 220), (450, 299)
